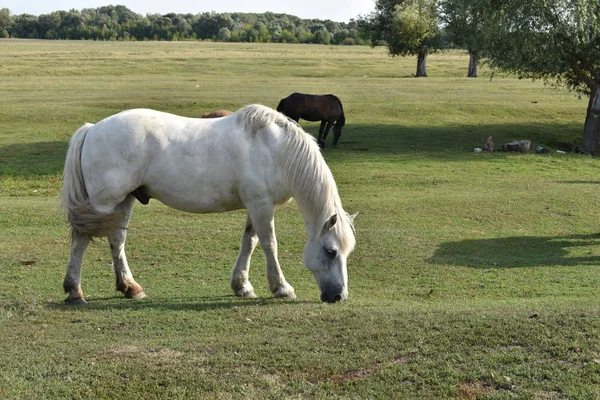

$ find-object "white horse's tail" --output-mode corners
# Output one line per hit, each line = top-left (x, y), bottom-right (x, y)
(61, 123), (123, 239)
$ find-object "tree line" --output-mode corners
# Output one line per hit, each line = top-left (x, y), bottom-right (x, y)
(0, 6), (365, 45)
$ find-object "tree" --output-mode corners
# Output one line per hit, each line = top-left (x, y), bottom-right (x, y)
(333, 28), (349, 44)
(254, 22), (271, 42)
(38, 12), (61, 39)
(295, 26), (313, 43)
(246, 26), (258, 42)
(358, 0), (443, 77)
(313, 28), (331, 44)
(479, 0), (600, 155)
(280, 29), (298, 43)
(192, 12), (233, 40)
(441, 0), (485, 77)
(217, 27), (231, 41)
(12, 14), (39, 38)
(0, 8), (12, 37)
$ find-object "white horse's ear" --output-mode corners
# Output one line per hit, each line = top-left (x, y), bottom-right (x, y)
(349, 212), (358, 221)
(323, 214), (338, 232)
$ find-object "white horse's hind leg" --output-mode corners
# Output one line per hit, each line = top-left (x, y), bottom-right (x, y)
(231, 214), (258, 298)
(108, 196), (146, 299)
(64, 233), (91, 305)
(247, 204), (296, 299)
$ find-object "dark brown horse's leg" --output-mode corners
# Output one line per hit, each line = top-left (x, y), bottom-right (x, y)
(318, 120), (326, 139)
(317, 121), (327, 148)
(320, 121), (334, 147)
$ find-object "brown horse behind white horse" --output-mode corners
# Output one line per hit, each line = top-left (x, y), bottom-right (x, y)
(276, 93), (345, 148)
(202, 110), (233, 118)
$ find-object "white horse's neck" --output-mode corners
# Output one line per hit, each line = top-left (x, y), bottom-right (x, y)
(268, 114), (347, 241)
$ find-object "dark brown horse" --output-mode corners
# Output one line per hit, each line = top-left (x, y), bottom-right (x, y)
(276, 93), (345, 147)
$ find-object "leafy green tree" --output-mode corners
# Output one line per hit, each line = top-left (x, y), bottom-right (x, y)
(12, 14), (39, 38)
(480, 0), (600, 154)
(60, 10), (85, 39)
(217, 27), (231, 41)
(267, 21), (282, 41)
(255, 23), (271, 42)
(313, 28), (331, 44)
(38, 12), (61, 39)
(0, 8), (13, 37)
(358, 0), (443, 77)
(171, 16), (193, 39)
(333, 28), (349, 44)
(295, 26), (313, 43)
(441, 0), (485, 77)
(280, 29), (298, 43)
(193, 12), (233, 40)
(246, 26), (258, 42)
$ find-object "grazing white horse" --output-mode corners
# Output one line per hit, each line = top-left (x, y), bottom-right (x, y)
(61, 104), (356, 304)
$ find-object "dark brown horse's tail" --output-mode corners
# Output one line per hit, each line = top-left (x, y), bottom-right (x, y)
(332, 95), (345, 129)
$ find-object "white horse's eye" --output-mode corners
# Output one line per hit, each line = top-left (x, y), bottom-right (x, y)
(325, 248), (337, 258)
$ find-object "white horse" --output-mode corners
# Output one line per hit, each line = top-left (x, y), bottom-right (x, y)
(61, 104), (356, 305)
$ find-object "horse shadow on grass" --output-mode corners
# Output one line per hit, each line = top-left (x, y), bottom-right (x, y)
(48, 295), (314, 313)
(428, 233), (600, 269)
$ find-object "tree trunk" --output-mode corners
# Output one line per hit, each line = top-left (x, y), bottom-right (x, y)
(582, 85), (600, 156)
(468, 49), (479, 78)
(416, 51), (427, 77)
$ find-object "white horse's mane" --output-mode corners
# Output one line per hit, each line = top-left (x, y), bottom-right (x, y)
(237, 104), (355, 252)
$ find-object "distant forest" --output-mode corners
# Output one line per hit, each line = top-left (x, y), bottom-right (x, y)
(0, 5), (366, 45)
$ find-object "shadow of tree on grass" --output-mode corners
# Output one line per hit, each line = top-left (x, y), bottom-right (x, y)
(0, 140), (67, 178)
(428, 233), (600, 269)
(0, 121), (584, 180)
(301, 122), (582, 159)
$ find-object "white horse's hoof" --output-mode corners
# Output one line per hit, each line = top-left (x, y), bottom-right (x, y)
(65, 296), (87, 305)
(130, 291), (147, 300)
(123, 283), (146, 299)
(234, 282), (257, 298)
(237, 289), (258, 298)
(274, 285), (296, 299)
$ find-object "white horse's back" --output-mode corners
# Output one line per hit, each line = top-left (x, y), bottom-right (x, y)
(80, 107), (289, 214)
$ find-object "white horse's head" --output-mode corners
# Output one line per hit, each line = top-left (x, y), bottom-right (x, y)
(303, 213), (356, 303)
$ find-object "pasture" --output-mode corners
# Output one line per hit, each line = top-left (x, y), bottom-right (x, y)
(1, 39), (599, 399)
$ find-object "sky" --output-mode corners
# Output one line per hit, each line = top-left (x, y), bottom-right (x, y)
(2, 0), (375, 22)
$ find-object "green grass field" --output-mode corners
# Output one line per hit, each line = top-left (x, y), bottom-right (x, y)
(1, 39), (599, 399)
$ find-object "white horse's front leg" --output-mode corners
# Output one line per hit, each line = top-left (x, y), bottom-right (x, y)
(231, 214), (258, 298)
(247, 205), (296, 299)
